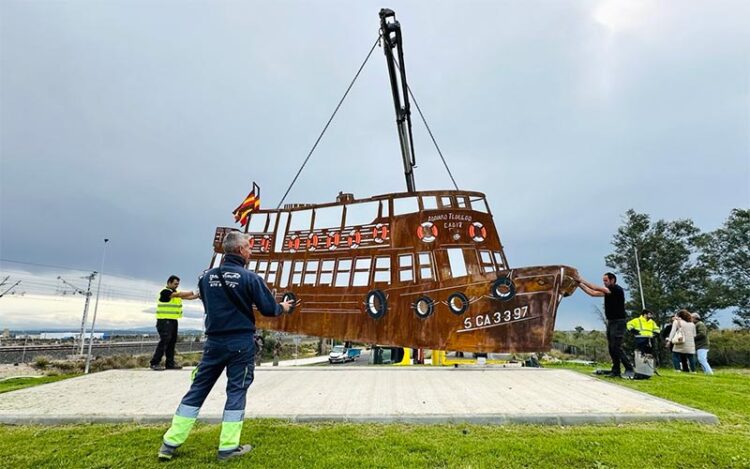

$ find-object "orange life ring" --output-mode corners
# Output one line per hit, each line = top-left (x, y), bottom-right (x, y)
(468, 222), (487, 242)
(371, 223), (389, 244)
(287, 234), (301, 252)
(247, 236), (256, 249)
(326, 231), (340, 251)
(417, 222), (438, 242)
(306, 233), (319, 251)
(347, 229), (362, 248)
(260, 235), (271, 253)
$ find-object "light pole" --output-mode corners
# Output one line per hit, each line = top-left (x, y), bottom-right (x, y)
(634, 245), (646, 310)
(85, 238), (109, 374)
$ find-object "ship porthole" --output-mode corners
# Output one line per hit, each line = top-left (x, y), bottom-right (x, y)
(414, 296), (434, 319)
(491, 277), (516, 301)
(447, 292), (469, 315)
(365, 289), (387, 319)
(281, 292), (297, 314)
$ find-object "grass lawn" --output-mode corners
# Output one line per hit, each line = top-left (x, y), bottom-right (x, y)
(0, 374), (79, 394)
(0, 367), (748, 468)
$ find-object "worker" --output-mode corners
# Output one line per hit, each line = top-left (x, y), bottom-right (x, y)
(150, 275), (199, 371)
(626, 309), (660, 354)
(157, 231), (294, 462)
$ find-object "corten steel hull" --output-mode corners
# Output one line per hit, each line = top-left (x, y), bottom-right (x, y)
(210, 190), (579, 354)
(256, 265), (579, 353)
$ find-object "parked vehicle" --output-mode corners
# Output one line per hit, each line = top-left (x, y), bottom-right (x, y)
(329, 345), (361, 364)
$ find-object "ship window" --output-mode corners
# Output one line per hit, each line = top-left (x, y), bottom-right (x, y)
(274, 213), (290, 252)
(304, 260), (319, 285)
(257, 261), (269, 277)
(279, 261), (289, 288)
(247, 214), (267, 233)
(267, 261), (279, 285)
(380, 200), (389, 218)
(314, 206), (343, 229)
(417, 252), (434, 280)
(399, 254), (414, 283)
(470, 197), (489, 214)
(319, 259), (335, 286)
(374, 256), (390, 284)
(291, 260), (304, 286)
(212, 253), (223, 268)
(334, 259), (352, 287)
(422, 196), (438, 210)
(439, 196), (454, 208)
(289, 209), (313, 231)
(494, 251), (505, 270)
(247, 260), (257, 272)
(393, 197), (419, 215)
(352, 257), (372, 287)
(446, 248), (468, 279)
(265, 213), (277, 232)
(479, 250), (495, 273)
(456, 196), (469, 209)
(345, 201), (379, 227)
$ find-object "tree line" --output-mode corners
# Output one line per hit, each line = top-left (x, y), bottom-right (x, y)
(604, 208), (749, 330)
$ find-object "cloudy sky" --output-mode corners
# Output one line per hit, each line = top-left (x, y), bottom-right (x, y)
(1, 0), (748, 331)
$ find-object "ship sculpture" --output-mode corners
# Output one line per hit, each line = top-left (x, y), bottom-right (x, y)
(208, 9), (579, 353)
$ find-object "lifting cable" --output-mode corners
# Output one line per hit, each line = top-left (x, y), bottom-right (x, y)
(276, 35), (382, 209)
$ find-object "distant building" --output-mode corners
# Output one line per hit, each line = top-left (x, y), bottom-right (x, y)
(1, 328), (9, 339)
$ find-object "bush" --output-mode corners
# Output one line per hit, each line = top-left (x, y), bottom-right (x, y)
(32, 356), (51, 370)
(707, 330), (750, 367)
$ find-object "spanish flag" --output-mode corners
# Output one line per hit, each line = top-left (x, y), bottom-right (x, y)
(232, 183), (261, 227)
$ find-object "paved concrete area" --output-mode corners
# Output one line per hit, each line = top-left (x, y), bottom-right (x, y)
(0, 367), (717, 425)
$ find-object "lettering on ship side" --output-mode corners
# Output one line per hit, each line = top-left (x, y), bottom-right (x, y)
(457, 305), (534, 333)
(426, 212), (473, 229)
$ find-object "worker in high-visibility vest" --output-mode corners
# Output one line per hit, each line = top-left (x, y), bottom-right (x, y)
(150, 275), (199, 370)
(626, 309), (660, 354)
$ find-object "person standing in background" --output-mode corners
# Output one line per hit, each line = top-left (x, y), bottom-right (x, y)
(150, 275), (199, 371)
(692, 312), (713, 375)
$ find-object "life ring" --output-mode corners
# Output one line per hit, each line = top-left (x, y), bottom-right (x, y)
(287, 234), (301, 252)
(260, 235), (271, 253)
(371, 223), (389, 244)
(347, 229), (362, 248)
(447, 292), (469, 315)
(417, 221), (438, 243)
(365, 289), (388, 319)
(491, 277), (516, 301)
(468, 222), (487, 242)
(306, 233), (319, 251)
(281, 292), (297, 314)
(326, 231), (341, 251)
(414, 296), (435, 319)
(247, 236), (256, 250)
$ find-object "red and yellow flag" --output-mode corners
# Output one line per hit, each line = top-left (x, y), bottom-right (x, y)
(232, 183), (261, 227)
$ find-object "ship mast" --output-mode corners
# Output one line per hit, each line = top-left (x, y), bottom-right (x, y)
(379, 9), (417, 193)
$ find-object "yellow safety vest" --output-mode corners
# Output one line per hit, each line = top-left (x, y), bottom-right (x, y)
(626, 316), (659, 337)
(156, 288), (183, 319)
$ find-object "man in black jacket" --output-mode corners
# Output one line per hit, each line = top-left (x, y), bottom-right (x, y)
(158, 231), (293, 462)
(577, 272), (635, 379)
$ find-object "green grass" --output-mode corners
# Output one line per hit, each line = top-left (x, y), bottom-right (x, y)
(0, 374), (79, 394)
(0, 367), (749, 468)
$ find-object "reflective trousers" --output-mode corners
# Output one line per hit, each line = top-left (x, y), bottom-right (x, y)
(162, 334), (255, 454)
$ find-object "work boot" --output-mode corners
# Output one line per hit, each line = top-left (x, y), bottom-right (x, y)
(157, 442), (178, 461)
(165, 364), (183, 370)
(623, 370), (635, 380)
(217, 444), (253, 461)
(150, 364), (165, 371)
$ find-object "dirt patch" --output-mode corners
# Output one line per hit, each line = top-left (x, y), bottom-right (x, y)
(0, 364), (42, 379)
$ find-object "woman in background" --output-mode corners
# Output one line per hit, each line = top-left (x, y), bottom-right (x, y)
(692, 312), (714, 375)
(667, 309), (696, 372)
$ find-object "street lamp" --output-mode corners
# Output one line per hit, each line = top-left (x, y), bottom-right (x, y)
(85, 238), (109, 374)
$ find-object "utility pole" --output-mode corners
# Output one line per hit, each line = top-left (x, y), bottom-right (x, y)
(634, 245), (646, 310)
(85, 238), (109, 374)
(59, 273), (97, 354)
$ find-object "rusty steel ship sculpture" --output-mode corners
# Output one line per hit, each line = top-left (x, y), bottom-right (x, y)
(207, 9), (579, 353)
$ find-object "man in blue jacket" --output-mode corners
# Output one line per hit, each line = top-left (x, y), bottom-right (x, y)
(158, 231), (293, 462)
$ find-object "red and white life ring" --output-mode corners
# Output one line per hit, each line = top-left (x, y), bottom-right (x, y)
(371, 223), (389, 244)
(468, 222), (487, 242)
(306, 233), (319, 251)
(260, 235), (271, 253)
(347, 229), (362, 248)
(417, 222), (438, 243)
(287, 233), (301, 252)
(326, 231), (341, 251)
(247, 236), (256, 250)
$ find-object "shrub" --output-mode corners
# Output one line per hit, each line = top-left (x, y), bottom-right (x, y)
(33, 356), (51, 370)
